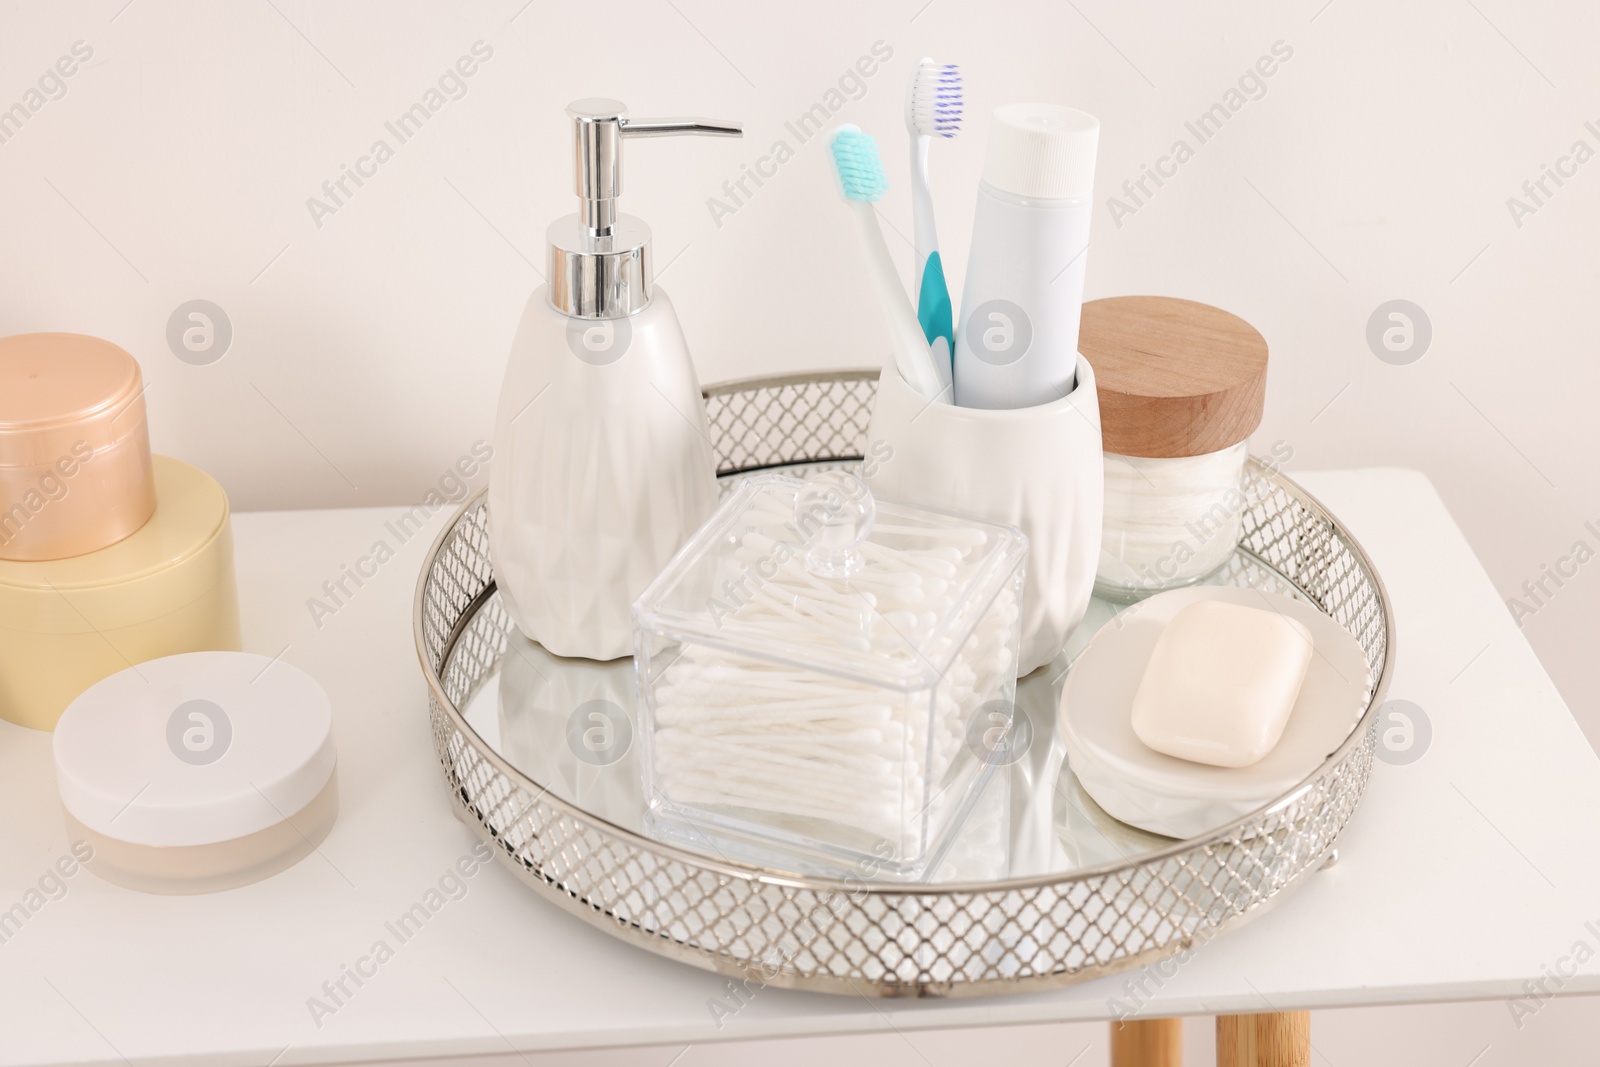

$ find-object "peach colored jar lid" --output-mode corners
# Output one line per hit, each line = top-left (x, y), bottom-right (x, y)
(0, 334), (149, 468)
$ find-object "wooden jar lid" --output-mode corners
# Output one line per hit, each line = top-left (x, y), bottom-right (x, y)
(1080, 296), (1268, 459)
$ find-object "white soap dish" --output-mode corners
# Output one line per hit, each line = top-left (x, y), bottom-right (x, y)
(1059, 586), (1372, 839)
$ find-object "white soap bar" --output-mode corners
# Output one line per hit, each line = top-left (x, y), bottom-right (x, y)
(1130, 599), (1313, 768)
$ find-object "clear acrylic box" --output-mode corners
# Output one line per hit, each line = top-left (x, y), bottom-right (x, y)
(632, 471), (1026, 877)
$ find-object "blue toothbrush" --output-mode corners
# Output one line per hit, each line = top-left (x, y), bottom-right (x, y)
(829, 126), (948, 403)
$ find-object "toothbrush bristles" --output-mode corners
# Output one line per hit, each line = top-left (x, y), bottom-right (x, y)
(911, 62), (962, 138)
(830, 128), (888, 202)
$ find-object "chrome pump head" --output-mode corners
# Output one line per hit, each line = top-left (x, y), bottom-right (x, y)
(547, 98), (741, 318)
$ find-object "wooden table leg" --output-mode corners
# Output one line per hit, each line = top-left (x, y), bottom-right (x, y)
(1110, 1017), (1182, 1067)
(1216, 1011), (1310, 1067)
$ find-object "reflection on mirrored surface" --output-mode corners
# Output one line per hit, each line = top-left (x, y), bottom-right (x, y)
(453, 461), (1320, 887)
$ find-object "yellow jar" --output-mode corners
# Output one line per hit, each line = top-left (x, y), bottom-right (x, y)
(0, 455), (240, 730)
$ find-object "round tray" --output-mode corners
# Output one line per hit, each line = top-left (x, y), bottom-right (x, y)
(413, 370), (1394, 998)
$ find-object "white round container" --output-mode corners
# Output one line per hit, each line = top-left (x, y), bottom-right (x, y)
(52, 651), (337, 894)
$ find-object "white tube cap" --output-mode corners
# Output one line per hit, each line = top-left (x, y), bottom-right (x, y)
(981, 103), (1100, 199)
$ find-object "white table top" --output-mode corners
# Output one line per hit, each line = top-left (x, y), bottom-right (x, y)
(1, 468), (1595, 1066)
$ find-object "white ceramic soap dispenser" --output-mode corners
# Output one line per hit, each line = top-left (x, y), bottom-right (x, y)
(489, 99), (742, 660)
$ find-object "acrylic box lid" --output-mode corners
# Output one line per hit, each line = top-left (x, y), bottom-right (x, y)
(632, 472), (1027, 690)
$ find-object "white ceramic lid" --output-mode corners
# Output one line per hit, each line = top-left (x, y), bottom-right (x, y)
(53, 651), (335, 847)
(1059, 586), (1372, 839)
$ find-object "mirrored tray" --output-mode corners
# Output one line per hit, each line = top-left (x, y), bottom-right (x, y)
(414, 371), (1394, 997)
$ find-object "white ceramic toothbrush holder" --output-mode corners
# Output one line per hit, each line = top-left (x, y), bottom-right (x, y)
(866, 353), (1104, 675)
